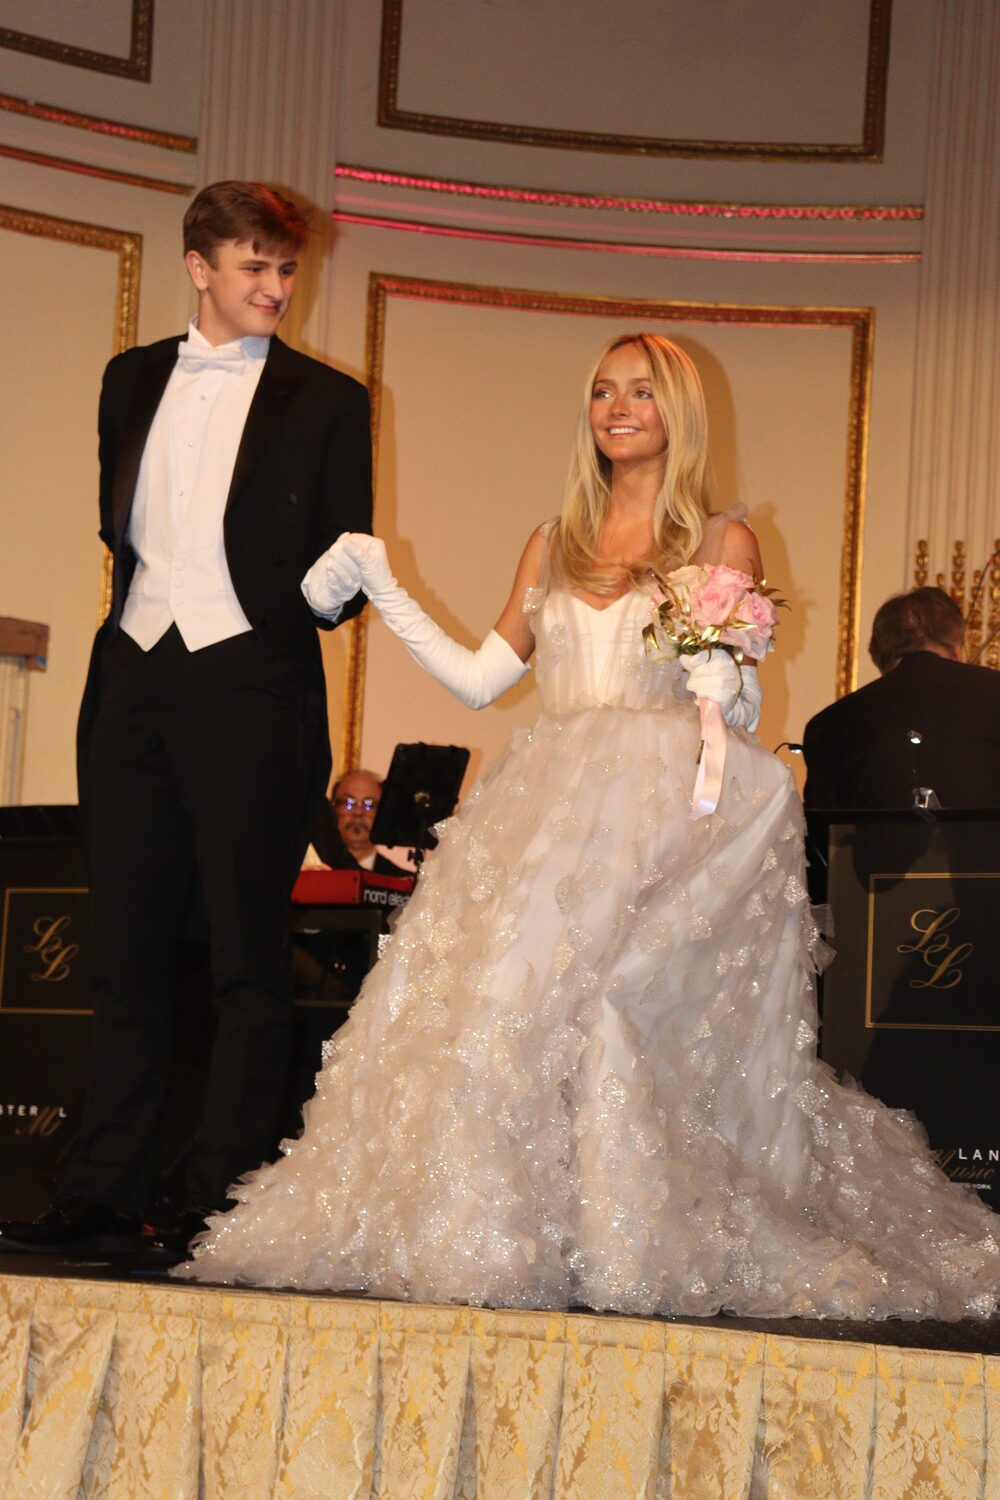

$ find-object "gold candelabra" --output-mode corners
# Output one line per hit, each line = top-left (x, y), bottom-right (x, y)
(914, 538), (1000, 668)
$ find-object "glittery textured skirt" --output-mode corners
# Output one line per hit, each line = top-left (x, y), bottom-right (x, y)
(177, 704), (1000, 1319)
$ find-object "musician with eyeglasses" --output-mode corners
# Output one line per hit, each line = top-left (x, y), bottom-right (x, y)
(293, 769), (414, 1050)
(311, 769), (413, 875)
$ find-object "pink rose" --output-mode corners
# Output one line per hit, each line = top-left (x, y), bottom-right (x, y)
(742, 588), (777, 632)
(658, 564), (703, 618)
(689, 564), (751, 628)
(720, 625), (771, 661)
(721, 589), (778, 660)
(748, 588), (775, 621)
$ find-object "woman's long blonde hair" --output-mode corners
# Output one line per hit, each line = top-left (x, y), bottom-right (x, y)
(553, 333), (712, 591)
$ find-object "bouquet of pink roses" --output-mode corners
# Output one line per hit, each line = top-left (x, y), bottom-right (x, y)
(643, 563), (784, 666)
(644, 563), (786, 820)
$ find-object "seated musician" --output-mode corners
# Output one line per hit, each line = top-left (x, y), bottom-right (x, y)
(295, 770), (413, 1007)
(309, 768), (415, 874)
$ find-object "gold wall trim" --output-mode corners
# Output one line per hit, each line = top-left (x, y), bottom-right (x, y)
(341, 273), (871, 764)
(331, 208), (920, 265)
(0, 92), (197, 152)
(840, 313), (873, 696)
(378, 0), (891, 162)
(1, 204), (141, 623)
(336, 164), (923, 223)
(0, 0), (153, 81)
(0, 142), (192, 195)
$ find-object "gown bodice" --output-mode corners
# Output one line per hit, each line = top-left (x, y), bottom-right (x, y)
(530, 507), (748, 718)
(533, 587), (687, 717)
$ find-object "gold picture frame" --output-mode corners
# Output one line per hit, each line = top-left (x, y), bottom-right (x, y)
(0, 0), (153, 81)
(0, 205), (141, 622)
(378, 0), (892, 162)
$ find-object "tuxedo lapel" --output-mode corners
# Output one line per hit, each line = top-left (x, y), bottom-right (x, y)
(226, 337), (301, 512)
(111, 341), (179, 543)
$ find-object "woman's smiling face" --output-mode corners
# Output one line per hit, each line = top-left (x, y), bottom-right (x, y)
(589, 342), (668, 470)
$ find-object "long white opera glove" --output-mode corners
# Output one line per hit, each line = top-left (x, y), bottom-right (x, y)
(341, 533), (529, 709)
(301, 536), (364, 621)
(680, 650), (762, 732)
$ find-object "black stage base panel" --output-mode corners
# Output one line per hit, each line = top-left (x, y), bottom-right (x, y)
(813, 810), (1000, 1213)
(0, 835), (91, 1220)
(0, 825), (361, 1221)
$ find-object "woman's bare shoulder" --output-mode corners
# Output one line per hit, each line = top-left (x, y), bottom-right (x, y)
(695, 509), (761, 576)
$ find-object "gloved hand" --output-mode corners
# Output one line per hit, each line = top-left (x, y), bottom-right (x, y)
(301, 534), (364, 620)
(680, 649), (761, 732)
(339, 533), (529, 709)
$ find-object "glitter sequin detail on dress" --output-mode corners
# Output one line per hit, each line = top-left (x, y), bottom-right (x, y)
(177, 534), (1000, 1319)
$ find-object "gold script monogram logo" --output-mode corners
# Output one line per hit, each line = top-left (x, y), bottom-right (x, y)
(15, 1106), (66, 1138)
(897, 907), (972, 990)
(22, 916), (79, 982)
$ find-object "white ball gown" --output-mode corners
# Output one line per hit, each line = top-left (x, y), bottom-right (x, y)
(177, 536), (1000, 1320)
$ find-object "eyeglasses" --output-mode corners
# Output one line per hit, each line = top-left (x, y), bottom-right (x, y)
(334, 796), (378, 813)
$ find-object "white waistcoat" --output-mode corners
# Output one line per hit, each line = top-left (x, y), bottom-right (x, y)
(120, 332), (267, 652)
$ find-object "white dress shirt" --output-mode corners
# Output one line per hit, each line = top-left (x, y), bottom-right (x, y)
(121, 321), (269, 652)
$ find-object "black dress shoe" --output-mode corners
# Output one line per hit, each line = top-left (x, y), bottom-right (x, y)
(0, 1197), (144, 1253)
(147, 1208), (212, 1261)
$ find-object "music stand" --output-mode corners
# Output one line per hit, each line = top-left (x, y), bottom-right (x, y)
(369, 742), (470, 876)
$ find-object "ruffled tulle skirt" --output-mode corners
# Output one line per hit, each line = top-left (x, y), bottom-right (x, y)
(177, 704), (1000, 1319)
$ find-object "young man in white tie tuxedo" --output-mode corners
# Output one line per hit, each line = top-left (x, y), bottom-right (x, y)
(0, 182), (372, 1255)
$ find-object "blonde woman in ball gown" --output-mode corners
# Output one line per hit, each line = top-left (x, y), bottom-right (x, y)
(177, 334), (1000, 1320)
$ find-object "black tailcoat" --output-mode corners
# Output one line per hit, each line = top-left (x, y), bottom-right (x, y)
(67, 333), (372, 1214)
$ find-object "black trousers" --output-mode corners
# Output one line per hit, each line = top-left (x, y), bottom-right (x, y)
(64, 625), (311, 1214)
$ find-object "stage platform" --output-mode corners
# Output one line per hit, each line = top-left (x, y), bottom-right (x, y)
(2, 1256), (999, 1497)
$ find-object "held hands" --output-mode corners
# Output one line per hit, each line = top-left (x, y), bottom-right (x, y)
(680, 649), (762, 732)
(301, 534), (365, 619)
(338, 533), (395, 597)
(301, 533), (397, 614)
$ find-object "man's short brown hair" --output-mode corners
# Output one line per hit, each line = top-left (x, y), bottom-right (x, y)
(183, 181), (310, 264)
(868, 586), (966, 672)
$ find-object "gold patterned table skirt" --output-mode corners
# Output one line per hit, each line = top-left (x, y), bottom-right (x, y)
(1, 1272), (998, 1498)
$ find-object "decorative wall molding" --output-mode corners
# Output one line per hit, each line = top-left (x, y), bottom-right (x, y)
(330, 208), (919, 266)
(0, 205), (142, 623)
(378, 0), (892, 162)
(0, 205), (141, 350)
(0, 93), (197, 153)
(335, 165), (923, 224)
(340, 273), (873, 766)
(0, 142), (192, 195)
(0, 0), (153, 81)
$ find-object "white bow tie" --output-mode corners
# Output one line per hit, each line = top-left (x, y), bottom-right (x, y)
(176, 340), (247, 373)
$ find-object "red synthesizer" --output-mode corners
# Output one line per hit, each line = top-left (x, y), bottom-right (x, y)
(291, 868), (415, 909)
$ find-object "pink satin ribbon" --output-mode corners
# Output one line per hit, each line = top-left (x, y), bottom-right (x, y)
(690, 696), (727, 819)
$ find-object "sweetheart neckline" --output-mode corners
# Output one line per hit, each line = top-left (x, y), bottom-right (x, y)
(566, 590), (634, 615)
